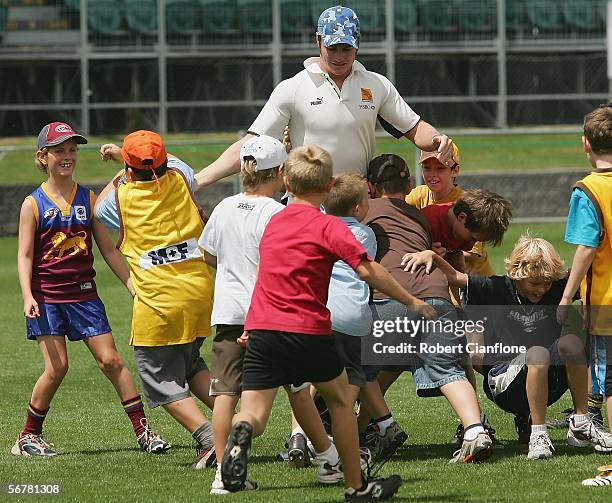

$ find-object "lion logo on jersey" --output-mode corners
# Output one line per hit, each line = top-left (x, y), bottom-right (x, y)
(43, 231), (88, 260)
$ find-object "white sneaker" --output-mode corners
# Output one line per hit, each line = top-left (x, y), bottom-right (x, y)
(582, 465), (612, 486)
(210, 467), (230, 495)
(527, 433), (554, 460)
(568, 417), (612, 452)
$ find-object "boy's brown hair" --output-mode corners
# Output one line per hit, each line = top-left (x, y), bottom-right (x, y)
(325, 173), (367, 216)
(285, 145), (333, 196)
(453, 188), (512, 246)
(584, 103), (612, 155)
(367, 153), (411, 195)
(241, 158), (280, 190)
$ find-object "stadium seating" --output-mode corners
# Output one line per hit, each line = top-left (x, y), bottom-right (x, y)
(348, 0), (383, 33)
(457, 0), (496, 32)
(0, 3), (7, 33)
(418, 0), (456, 32)
(124, 0), (158, 34)
(394, 0), (418, 33)
(561, 0), (599, 29)
(64, 0), (81, 11)
(237, 0), (271, 34)
(525, 0), (561, 30)
(88, 0), (122, 35)
(166, 0), (198, 34)
(200, 0), (237, 34)
(505, 0), (524, 31)
(280, 0), (311, 35)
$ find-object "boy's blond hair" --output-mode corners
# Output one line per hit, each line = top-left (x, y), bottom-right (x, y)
(454, 188), (512, 246)
(35, 148), (49, 173)
(325, 173), (367, 216)
(285, 145), (332, 196)
(241, 158), (280, 190)
(504, 235), (568, 281)
(584, 103), (612, 155)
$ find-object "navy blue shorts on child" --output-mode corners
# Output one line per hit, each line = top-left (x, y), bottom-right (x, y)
(26, 298), (111, 341)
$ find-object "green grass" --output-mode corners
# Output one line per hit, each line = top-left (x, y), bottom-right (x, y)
(1, 223), (609, 502)
(0, 133), (587, 185)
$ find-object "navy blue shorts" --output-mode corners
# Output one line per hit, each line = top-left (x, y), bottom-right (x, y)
(26, 298), (112, 341)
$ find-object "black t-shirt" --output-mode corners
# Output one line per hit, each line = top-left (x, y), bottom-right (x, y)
(464, 275), (569, 366)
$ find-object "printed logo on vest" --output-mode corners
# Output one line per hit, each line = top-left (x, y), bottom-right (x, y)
(44, 207), (59, 219)
(139, 238), (203, 270)
(310, 97), (323, 106)
(361, 88), (373, 103)
(80, 282), (93, 290)
(74, 205), (87, 221)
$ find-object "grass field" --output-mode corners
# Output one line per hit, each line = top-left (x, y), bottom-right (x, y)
(2, 221), (611, 502)
(0, 133), (587, 185)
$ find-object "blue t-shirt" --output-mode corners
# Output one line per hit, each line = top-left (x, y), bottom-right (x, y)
(564, 187), (601, 248)
(327, 217), (377, 337)
(95, 156), (195, 230)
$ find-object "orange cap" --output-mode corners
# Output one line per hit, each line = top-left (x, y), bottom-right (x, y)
(121, 130), (167, 170)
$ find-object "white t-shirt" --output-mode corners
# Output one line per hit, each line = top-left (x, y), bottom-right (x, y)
(249, 57), (420, 175)
(198, 193), (284, 326)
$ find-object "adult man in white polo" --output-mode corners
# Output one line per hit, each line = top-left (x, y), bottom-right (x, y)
(196, 5), (456, 187)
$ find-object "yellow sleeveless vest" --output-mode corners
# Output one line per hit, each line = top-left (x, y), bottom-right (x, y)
(576, 170), (612, 335)
(117, 169), (213, 346)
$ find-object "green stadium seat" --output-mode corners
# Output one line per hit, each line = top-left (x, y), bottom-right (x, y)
(348, 0), (383, 33)
(395, 0), (418, 33)
(199, 0), (237, 34)
(506, 0), (524, 31)
(310, 0), (337, 26)
(418, 0), (456, 32)
(561, 0), (598, 29)
(88, 0), (122, 34)
(280, 0), (311, 34)
(64, 0), (81, 10)
(525, 0), (560, 30)
(457, 0), (496, 32)
(166, 0), (198, 34)
(237, 0), (271, 34)
(124, 0), (158, 34)
(596, 0), (607, 26)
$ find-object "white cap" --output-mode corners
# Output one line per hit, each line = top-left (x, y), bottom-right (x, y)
(240, 135), (287, 172)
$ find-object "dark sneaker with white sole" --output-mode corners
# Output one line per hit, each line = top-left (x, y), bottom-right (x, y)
(287, 432), (310, 468)
(344, 475), (402, 501)
(221, 421), (253, 493)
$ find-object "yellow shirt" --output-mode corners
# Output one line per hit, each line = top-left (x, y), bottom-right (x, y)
(117, 169), (213, 346)
(576, 171), (612, 335)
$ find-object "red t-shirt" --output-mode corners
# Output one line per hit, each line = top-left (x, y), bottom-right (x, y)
(244, 204), (371, 335)
(421, 202), (474, 252)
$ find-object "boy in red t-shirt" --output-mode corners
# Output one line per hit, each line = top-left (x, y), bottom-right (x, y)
(220, 145), (435, 501)
(421, 189), (512, 271)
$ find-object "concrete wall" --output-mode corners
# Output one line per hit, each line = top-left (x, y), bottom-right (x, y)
(0, 170), (587, 236)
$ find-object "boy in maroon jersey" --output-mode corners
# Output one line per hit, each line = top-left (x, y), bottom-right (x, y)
(12, 122), (168, 457)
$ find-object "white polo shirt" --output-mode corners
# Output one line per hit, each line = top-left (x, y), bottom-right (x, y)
(249, 57), (420, 175)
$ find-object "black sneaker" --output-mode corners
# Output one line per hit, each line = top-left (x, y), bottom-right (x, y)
(345, 475), (402, 501)
(287, 433), (310, 468)
(314, 392), (333, 436)
(514, 415), (531, 444)
(450, 422), (464, 446)
(481, 413), (499, 445)
(221, 421), (253, 493)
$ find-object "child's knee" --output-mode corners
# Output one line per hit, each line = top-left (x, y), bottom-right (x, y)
(96, 351), (125, 374)
(557, 334), (586, 361)
(45, 361), (69, 382)
(525, 346), (550, 366)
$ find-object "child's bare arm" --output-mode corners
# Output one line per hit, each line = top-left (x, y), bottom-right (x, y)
(204, 251), (217, 268)
(95, 168), (124, 211)
(92, 218), (133, 295)
(17, 199), (39, 318)
(557, 245), (597, 323)
(401, 249), (468, 288)
(355, 259), (437, 319)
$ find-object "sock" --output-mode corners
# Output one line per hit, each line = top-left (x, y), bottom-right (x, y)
(463, 423), (485, 441)
(530, 424), (548, 438)
(315, 442), (339, 466)
(291, 426), (306, 438)
(588, 394), (604, 415)
(193, 421), (213, 449)
(121, 396), (146, 437)
(374, 413), (394, 434)
(23, 402), (49, 436)
(571, 413), (589, 426)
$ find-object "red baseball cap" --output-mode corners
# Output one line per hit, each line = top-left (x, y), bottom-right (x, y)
(37, 122), (87, 150)
(121, 130), (167, 170)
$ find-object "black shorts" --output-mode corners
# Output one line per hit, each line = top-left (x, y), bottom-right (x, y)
(483, 340), (568, 416)
(333, 331), (366, 388)
(242, 330), (343, 391)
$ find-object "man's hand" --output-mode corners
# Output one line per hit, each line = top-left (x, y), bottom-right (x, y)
(432, 134), (455, 167)
(283, 126), (292, 153)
